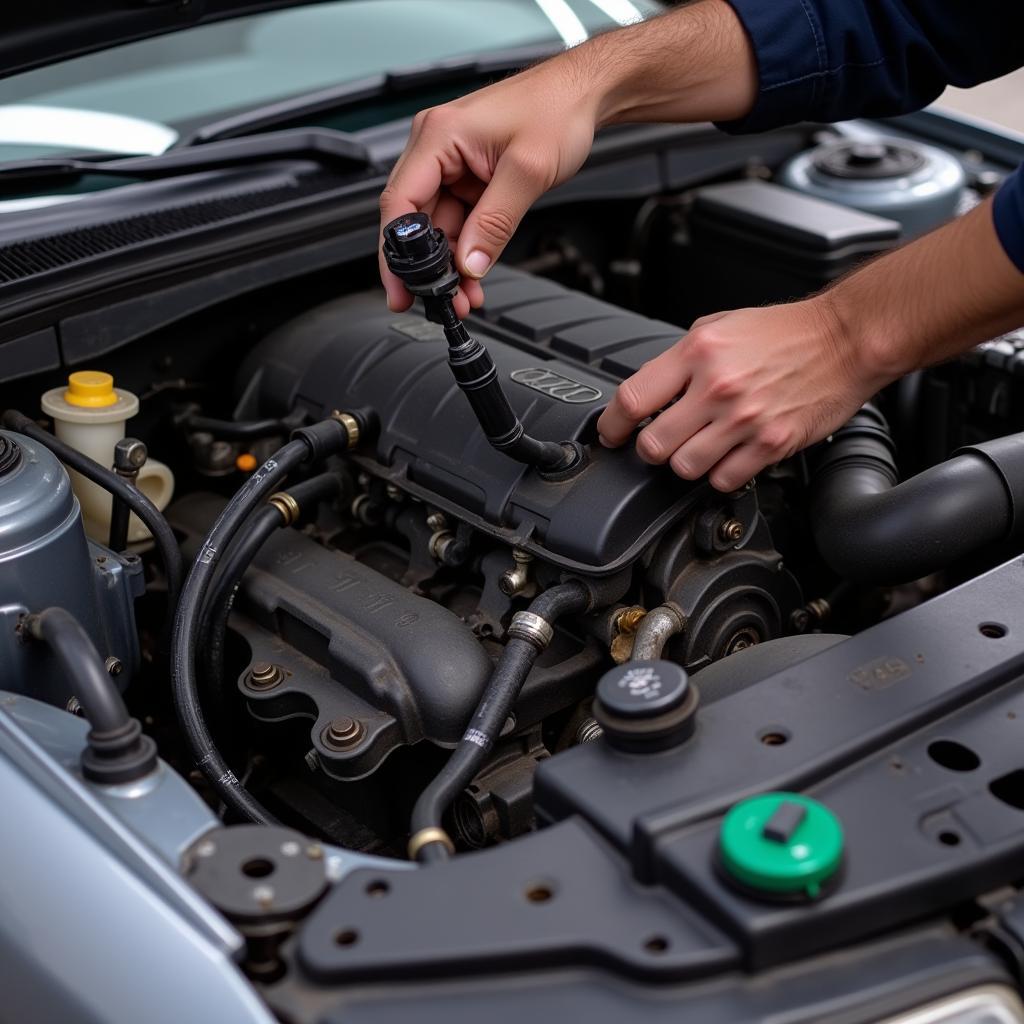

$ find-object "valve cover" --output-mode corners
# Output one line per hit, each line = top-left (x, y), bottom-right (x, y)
(243, 267), (705, 574)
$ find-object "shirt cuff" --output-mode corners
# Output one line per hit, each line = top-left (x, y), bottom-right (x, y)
(993, 166), (1024, 273)
(716, 0), (827, 134)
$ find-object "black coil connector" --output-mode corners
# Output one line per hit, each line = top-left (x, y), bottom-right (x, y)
(382, 213), (460, 299)
(383, 213), (579, 474)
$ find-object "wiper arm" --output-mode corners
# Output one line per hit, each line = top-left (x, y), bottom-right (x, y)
(181, 44), (560, 146)
(0, 128), (378, 192)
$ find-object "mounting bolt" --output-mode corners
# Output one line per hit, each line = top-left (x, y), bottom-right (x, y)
(252, 884), (275, 908)
(725, 628), (760, 655)
(806, 597), (831, 624)
(65, 696), (83, 716)
(426, 511), (448, 532)
(351, 493), (377, 525)
(429, 530), (457, 563)
(790, 598), (830, 633)
(321, 716), (365, 751)
(113, 437), (148, 472)
(719, 518), (744, 543)
(498, 548), (533, 597)
(247, 662), (284, 691)
(105, 656), (123, 677)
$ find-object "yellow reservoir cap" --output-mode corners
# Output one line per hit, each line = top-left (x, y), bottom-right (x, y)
(64, 371), (118, 408)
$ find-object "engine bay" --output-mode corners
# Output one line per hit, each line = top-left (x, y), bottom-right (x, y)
(4, 115), (1024, 1022)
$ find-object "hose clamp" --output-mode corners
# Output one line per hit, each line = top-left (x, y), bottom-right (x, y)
(330, 410), (361, 451)
(407, 826), (455, 861)
(268, 490), (301, 526)
(507, 611), (554, 651)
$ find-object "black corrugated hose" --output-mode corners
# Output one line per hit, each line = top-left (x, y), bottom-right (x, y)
(170, 419), (352, 825)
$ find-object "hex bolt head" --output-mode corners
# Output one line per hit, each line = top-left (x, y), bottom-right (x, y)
(719, 518), (745, 543)
(498, 548), (532, 596)
(725, 628), (760, 655)
(252, 884), (275, 908)
(789, 608), (811, 632)
(105, 656), (124, 677)
(113, 437), (148, 471)
(247, 662), (284, 691)
(321, 716), (365, 751)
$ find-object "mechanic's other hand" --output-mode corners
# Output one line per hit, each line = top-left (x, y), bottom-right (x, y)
(379, 58), (600, 317)
(596, 297), (890, 492)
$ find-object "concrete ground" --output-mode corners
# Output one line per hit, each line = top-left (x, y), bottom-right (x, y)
(938, 70), (1024, 134)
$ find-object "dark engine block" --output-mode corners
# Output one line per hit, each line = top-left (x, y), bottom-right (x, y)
(194, 266), (803, 797)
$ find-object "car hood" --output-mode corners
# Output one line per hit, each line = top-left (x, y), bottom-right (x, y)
(4, 2), (337, 79)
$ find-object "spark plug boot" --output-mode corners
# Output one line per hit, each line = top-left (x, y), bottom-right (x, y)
(383, 213), (579, 474)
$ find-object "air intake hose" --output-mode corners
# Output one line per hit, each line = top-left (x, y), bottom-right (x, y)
(25, 607), (157, 784)
(810, 405), (1024, 584)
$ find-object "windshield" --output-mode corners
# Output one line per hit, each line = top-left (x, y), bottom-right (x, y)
(0, 0), (661, 162)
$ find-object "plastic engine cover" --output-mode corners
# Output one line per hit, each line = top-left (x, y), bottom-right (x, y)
(243, 268), (703, 573)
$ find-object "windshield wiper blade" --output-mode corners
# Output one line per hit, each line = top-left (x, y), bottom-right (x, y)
(0, 128), (379, 191)
(181, 44), (560, 146)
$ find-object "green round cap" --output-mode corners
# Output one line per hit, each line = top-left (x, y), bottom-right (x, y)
(719, 792), (843, 899)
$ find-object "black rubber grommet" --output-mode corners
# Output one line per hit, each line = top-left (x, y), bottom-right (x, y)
(538, 441), (589, 482)
(81, 717), (159, 784)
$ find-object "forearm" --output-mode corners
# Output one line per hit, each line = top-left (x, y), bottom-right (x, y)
(565, 0), (757, 126)
(826, 198), (1024, 382)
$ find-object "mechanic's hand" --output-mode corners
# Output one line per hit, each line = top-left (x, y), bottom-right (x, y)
(379, 58), (600, 317)
(597, 297), (890, 492)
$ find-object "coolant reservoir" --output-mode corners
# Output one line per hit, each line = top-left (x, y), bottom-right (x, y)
(41, 371), (174, 543)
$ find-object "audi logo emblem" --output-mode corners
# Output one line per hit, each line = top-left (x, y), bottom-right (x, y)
(509, 367), (603, 404)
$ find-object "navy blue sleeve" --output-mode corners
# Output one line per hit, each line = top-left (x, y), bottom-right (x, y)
(719, 0), (1024, 130)
(717, 0), (1024, 271)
